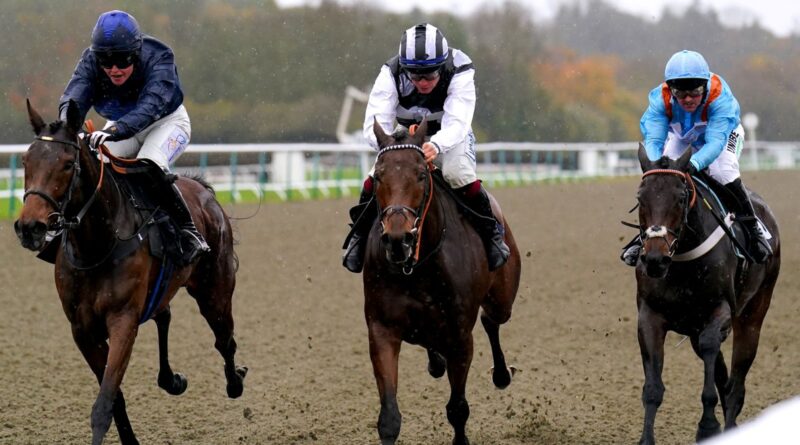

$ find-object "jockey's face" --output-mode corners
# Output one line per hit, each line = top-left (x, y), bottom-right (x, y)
(672, 87), (704, 113)
(409, 71), (441, 95)
(411, 76), (439, 95)
(102, 64), (134, 86)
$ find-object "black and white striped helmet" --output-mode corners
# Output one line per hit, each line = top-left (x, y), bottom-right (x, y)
(398, 23), (449, 73)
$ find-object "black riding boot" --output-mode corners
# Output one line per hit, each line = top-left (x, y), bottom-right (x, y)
(166, 181), (211, 265)
(725, 178), (772, 263)
(461, 185), (510, 271)
(620, 235), (642, 267)
(342, 184), (377, 273)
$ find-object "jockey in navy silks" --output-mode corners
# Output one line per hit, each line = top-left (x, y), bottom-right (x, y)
(59, 10), (209, 264)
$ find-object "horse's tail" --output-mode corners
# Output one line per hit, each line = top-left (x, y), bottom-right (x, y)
(186, 174), (216, 196)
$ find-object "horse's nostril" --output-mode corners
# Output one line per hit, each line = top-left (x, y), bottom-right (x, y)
(15, 219), (47, 240)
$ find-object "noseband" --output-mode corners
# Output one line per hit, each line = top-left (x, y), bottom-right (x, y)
(376, 143), (435, 274)
(639, 168), (697, 257)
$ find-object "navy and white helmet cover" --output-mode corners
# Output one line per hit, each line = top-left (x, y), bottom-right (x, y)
(398, 23), (449, 71)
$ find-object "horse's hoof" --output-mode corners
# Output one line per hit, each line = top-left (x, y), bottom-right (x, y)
(452, 435), (470, 445)
(427, 353), (446, 378)
(158, 372), (188, 396)
(696, 422), (721, 441)
(226, 366), (248, 398)
(490, 365), (518, 389)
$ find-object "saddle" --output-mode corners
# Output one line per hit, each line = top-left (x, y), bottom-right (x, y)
(691, 171), (769, 259)
(113, 158), (184, 263)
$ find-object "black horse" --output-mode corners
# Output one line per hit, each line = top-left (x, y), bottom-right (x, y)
(632, 143), (780, 444)
(362, 120), (521, 445)
(14, 100), (246, 445)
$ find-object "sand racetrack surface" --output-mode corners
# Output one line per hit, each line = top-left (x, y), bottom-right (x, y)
(1, 171), (798, 445)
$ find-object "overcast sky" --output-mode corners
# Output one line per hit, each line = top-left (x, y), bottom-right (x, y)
(275, 0), (800, 37)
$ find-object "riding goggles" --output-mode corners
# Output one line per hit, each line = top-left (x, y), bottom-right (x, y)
(405, 69), (441, 82)
(670, 86), (705, 99)
(95, 51), (136, 69)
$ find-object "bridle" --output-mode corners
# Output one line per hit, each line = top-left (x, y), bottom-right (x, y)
(636, 168), (697, 257)
(376, 143), (437, 274)
(23, 134), (103, 234)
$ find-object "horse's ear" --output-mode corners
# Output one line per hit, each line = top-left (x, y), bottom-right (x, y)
(413, 118), (428, 147)
(64, 100), (82, 134)
(638, 142), (653, 172)
(676, 146), (692, 171)
(26, 98), (46, 135)
(373, 118), (392, 149)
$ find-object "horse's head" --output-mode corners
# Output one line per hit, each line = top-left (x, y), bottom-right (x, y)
(14, 100), (84, 251)
(636, 143), (696, 278)
(372, 119), (431, 267)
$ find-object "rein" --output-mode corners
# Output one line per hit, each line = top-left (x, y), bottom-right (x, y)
(637, 168), (697, 257)
(641, 168), (697, 208)
(24, 127), (151, 269)
(377, 143), (438, 275)
(24, 134), (105, 232)
(85, 120), (141, 173)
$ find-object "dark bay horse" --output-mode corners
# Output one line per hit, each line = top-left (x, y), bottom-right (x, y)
(632, 143), (780, 444)
(14, 100), (247, 445)
(363, 120), (521, 445)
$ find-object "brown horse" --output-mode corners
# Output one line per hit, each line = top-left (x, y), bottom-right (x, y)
(14, 100), (247, 445)
(362, 120), (521, 445)
(633, 144), (780, 444)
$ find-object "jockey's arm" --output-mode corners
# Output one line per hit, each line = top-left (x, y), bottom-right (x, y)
(639, 85), (670, 161)
(113, 52), (182, 140)
(429, 67), (476, 154)
(363, 66), (399, 150)
(59, 48), (96, 123)
(692, 97), (739, 171)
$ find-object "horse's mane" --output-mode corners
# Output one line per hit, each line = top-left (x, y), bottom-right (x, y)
(48, 120), (68, 134)
(654, 156), (673, 169)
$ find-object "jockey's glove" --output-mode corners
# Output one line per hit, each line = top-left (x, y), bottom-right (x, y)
(88, 130), (118, 149)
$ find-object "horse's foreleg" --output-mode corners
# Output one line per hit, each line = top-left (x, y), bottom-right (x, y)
(368, 322), (402, 445)
(637, 302), (667, 445)
(91, 314), (139, 445)
(725, 286), (773, 429)
(445, 336), (474, 445)
(154, 307), (188, 395)
(480, 310), (515, 389)
(714, 351), (730, 418)
(73, 328), (139, 445)
(692, 303), (731, 442)
(190, 284), (247, 399)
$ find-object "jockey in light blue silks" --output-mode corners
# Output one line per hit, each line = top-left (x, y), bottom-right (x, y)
(621, 50), (772, 266)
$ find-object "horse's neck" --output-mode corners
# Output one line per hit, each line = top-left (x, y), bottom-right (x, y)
(420, 186), (453, 246)
(684, 197), (725, 244)
(69, 154), (131, 244)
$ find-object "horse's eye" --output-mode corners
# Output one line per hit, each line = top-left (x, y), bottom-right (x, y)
(417, 172), (426, 182)
(64, 161), (75, 171)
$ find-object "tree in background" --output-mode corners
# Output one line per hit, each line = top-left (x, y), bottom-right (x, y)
(2, 0), (800, 143)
